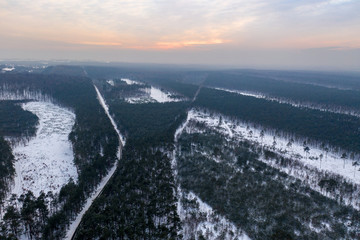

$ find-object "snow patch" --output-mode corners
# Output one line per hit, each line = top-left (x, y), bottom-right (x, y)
(8, 101), (77, 197)
(107, 79), (115, 86)
(2, 67), (15, 72)
(121, 78), (143, 85)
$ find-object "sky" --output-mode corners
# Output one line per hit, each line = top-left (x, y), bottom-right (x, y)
(0, 0), (359, 70)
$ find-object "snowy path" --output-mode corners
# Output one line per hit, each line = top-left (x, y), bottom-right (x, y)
(64, 86), (125, 239)
(8, 102), (77, 198)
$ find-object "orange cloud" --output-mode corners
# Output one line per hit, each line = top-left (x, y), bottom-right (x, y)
(76, 41), (123, 46)
(154, 39), (226, 49)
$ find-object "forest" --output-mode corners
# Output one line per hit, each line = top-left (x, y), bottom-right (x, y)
(0, 65), (359, 239)
(0, 101), (38, 139)
(73, 82), (191, 239)
(205, 72), (360, 112)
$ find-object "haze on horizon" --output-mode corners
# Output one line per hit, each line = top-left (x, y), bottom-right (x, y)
(0, 0), (359, 71)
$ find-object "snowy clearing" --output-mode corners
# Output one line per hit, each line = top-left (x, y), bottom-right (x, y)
(125, 86), (183, 104)
(8, 101), (77, 198)
(2, 67), (15, 72)
(106, 79), (115, 86)
(121, 78), (144, 85)
(117, 78), (184, 103)
(213, 87), (360, 117)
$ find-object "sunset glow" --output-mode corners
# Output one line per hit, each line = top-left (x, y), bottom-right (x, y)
(0, 0), (359, 69)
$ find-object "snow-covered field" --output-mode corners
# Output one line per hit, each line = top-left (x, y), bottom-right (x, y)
(4, 101), (77, 200)
(213, 87), (360, 117)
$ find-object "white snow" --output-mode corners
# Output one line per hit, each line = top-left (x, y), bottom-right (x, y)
(125, 86), (183, 104)
(65, 86), (124, 240)
(148, 86), (182, 103)
(121, 78), (143, 85)
(7, 101), (77, 198)
(2, 67), (15, 72)
(107, 79), (115, 86)
(116, 78), (184, 103)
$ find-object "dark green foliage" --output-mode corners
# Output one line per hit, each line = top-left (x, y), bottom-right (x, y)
(195, 87), (360, 152)
(74, 147), (180, 239)
(0, 101), (38, 138)
(42, 65), (86, 77)
(109, 101), (188, 146)
(0, 136), (15, 204)
(205, 71), (360, 111)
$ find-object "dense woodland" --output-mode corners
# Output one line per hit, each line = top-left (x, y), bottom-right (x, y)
(205, 72), (360, 113)
(0, 136), (15, 205)
(195, 87), (360, 153)
(74, 146), (181, 239)
(0, 101), (38, 140)
(240, 69), (360, 91)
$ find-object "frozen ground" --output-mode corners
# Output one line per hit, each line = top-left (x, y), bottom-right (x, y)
(7, 101), (77, 198)
(213, 87), (360, 117)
